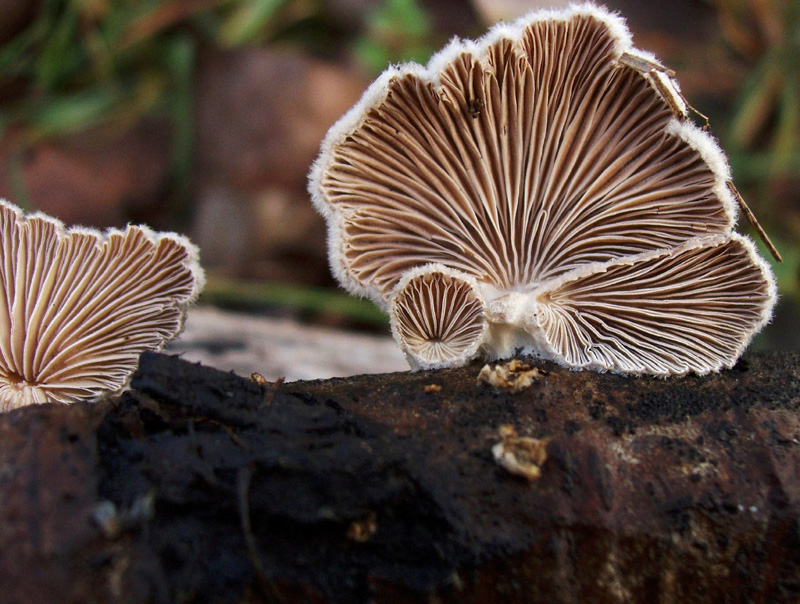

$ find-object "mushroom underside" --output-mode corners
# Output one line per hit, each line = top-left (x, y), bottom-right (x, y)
(0, 201), (203, 409)
(488, 234), (773, 375)
(390, 265), (488, 370)
(309, 4), (776, 374)
(317, 9), (733, 302)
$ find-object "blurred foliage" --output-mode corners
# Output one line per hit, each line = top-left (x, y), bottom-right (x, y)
(718, 0), (800, 171)
(0, 0), (331, 207)
(716, 0), (800, 298)
(351, 0), (435, 73)
(203, 276), (389, 327)
(0, 0), (437, 133)
(0, 0), (437, 190)
(766, 235), (800, 300)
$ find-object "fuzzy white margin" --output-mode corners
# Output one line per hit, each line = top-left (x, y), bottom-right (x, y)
(2, 199), (205, 309)
(665, 118), (738, 226)
(388, 263), (488, 370)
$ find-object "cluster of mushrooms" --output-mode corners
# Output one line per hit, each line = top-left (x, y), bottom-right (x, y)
(309, 4), (777, 375)
(0, 4), (780, 411)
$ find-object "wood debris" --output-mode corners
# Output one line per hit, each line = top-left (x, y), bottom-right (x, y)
(492, 425), (549, 481)
(250, 372), (268, 385)
(477, 360), (544, 393)
(346, 512), (378, 542)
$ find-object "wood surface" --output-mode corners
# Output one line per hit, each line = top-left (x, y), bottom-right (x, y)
(1, 350), (798, 603)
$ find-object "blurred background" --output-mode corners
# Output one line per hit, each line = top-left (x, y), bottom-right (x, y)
(0, 0), (797, 377)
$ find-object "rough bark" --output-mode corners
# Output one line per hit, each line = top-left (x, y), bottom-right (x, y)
(1, 351), (799, 604)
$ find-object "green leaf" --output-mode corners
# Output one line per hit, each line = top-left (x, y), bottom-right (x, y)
(202, 278), (390, 328)
(771, 71), (800, 172)
(165, 34), (196, 202)
(352, 0), (435, 73)
(728, 59), (781, 150)
(28, 88), (119, 139)
(35, 5), (85, 91)
(218, 0), (291, 46)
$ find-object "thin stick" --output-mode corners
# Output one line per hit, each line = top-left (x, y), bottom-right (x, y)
(620, 53), (781, 262)
(727, 181), (782, 263)
(620, 52), (710, 128)
(261, 376), (284, 409)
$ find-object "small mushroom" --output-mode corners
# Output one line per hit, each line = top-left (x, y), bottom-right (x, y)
(389, 264), (487, 369)
(309, 4), (777, 375)
(0, 200), (204, 409)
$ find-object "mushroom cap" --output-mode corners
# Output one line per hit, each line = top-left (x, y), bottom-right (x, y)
(528, 233), (776, 376)
(309, 3), (736, 307)
(389, 264), (488, 370)
(0, 200), (204, 409)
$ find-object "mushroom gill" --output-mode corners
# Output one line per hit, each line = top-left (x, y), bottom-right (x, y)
(390, 265), (487, 369)
(0, 200), (204, 409)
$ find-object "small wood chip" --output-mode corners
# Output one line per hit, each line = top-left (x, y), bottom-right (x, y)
(477, 360), (544, 393)
(250, 373), (284, 408)
(250, 372), (269, 386)
(91, 491), (156, 539)
(424, 384), (442, 393)
(492, 425), (549, 481)
(346, 512), (378, 542)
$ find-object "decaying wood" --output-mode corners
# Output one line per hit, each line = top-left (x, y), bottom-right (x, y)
(1, 351), (799, 603)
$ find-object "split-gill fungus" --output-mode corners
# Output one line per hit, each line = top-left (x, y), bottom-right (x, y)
(389, 264), (487, 369)
(309, 3), (776, 375)
(0, 200), (204, 409)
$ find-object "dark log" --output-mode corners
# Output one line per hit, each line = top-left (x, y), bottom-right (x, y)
(1, 351), (799, 603)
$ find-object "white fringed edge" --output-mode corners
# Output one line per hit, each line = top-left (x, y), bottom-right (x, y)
(2, 199), (205, 309)
(0, 198), (206, 396)
(665, 119), (739, 227)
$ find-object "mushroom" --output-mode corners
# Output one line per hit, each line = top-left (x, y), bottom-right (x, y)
(0, 200), (204, 409)
(518, 234), (775, 375)
(309, 4), (777, 374)
(389, 264), (487, 369)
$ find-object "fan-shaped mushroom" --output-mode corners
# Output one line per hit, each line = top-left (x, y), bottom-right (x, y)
(389, 264), (487, 369)
(309, 4), (777, 374)
(507, 234), (775, 375)
(0, 200), (204, 409)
